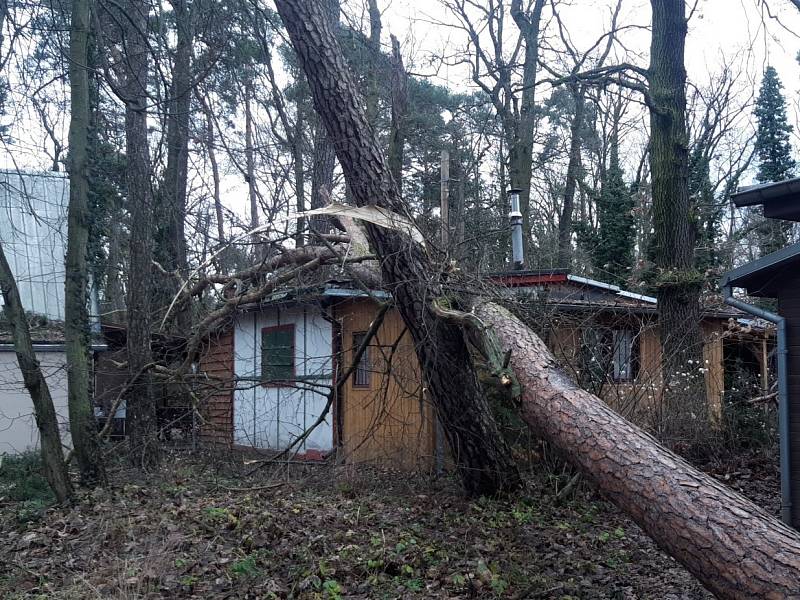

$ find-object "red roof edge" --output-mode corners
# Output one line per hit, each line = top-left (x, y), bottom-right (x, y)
(488, 272), (569, 287)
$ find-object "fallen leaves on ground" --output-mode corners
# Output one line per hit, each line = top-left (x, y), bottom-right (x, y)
(0, 451), (778, 599)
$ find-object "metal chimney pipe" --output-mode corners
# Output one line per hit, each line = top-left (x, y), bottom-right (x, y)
(508, 188), (524, 270)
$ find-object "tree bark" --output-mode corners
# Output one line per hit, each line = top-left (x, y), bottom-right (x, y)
(309, 118), (337, 233)
(293, 103), (306, 245)
(475, 302), (800, 600)
(365, 0), (382, 125)
(123, 0), (159, 468)
(65, 0), (105, 486)
(556, 84), (585, 267)
(275, 0), (521, 496)
(102, 214), (126, 320)
(198, 93), (224, 244)
(161, 0), (192, 329)
(0, 244), (73, 502)
(307, 0), (339, 237)
(387, 34), (407, 193)
(244, 79), (259, 250)
(647, 0), (707, 442)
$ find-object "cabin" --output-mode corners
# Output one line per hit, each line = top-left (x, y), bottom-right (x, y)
(197, 272), (746, 468)
(490, 270), (744, 425)
(721, 177), (800, 527)
(0, 315), (112, 454)
(197, 285), (437, 469)
(0, 319), (72, 454)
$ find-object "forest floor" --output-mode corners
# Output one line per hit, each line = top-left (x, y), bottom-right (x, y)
(0, 449), (780, 600)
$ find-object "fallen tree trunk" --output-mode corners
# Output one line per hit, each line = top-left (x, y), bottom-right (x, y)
(475, 302), (800, 599)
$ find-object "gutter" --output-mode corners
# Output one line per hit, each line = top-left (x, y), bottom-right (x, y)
(0, 343), (108, 353)
(721, 284), (791, 525)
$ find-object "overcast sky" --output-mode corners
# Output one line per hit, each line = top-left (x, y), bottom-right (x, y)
(4, 0), (800, 205)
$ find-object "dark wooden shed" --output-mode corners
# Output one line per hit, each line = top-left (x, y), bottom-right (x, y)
(722, 177), (800, 527)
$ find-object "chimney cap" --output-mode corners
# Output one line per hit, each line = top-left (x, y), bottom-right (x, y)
(507, 187), (523, 195)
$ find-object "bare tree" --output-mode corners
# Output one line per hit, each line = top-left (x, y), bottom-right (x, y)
(445, 0), (546, 260)
(114, 0), (160, 468)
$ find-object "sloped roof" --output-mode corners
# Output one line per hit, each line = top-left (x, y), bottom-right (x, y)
(490, 269), (739, 319)
(731, 177), (800, 222)
(720, 241), (800, 297)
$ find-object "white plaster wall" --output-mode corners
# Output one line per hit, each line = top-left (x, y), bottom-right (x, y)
(0, 351), (71, 454)
(233, 305), (333, 452)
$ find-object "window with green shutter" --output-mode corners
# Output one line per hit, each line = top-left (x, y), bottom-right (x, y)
(261, 325), (295, 384)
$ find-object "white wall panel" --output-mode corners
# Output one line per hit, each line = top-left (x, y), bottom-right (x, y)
(232, 305), (333, 453)
(0, 351), (71, 454)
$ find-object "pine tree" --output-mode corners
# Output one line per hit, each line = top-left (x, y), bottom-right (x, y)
(587, 122), (635, 285)
(755, 66), (795, 183)
(753, 66), (795, 255)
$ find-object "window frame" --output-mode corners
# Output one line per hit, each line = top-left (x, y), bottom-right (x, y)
(581, 326), (640, 384)
(351, 331), (372, 389)
(260, 324), (296, 387)
(610, 328), (639, 383)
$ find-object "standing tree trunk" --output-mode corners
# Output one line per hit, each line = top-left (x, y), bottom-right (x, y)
(65, 0), (105, 486)
(293, 103), (306, 245)
(365, 0), (382, 125)
(0, 244), (73, 502)
(102, 214), (126, 320)
(309, 118), (336, 233)
(161, 0), (192, 329)
(123, 0), (158, 469)
(388, 34), (407, 194)
(244, 79), (259, 248)
(198, 93), (224, 244)
(647, 0), (707, 443)
(275, 0), (521, 495)
(475, 302), (800, 600)
(307, 0), (339, 237)
(556, 84), (585, 267)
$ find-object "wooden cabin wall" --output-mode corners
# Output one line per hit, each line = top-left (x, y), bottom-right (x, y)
(197, 328), (235, 447)
(547, 320), (662, 423)
(544, 315), (725, 426)
(702, 321), (725, 422)
(335, 298), (436, 470)
(778, 270), (800, 527)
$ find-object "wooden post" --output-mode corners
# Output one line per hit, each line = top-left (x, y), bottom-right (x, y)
(440, 149), (449, 248)
(761, 334), (770, 397)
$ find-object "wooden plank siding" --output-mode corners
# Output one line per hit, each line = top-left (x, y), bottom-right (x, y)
(778, 270), (800, 526)
(197, 328), (235, 447)
(334, 298), (436, 470)
(546, 315), (725, 426)
(194, 299), (728, 469)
